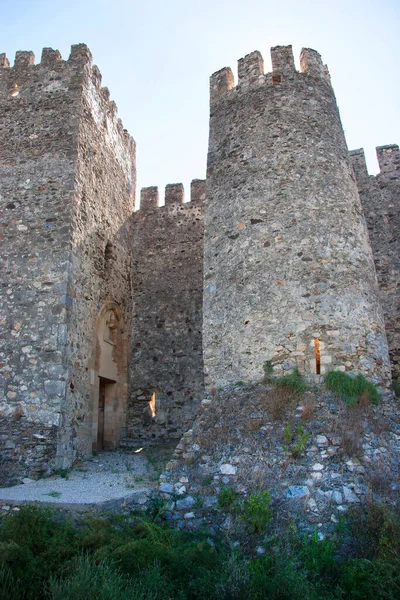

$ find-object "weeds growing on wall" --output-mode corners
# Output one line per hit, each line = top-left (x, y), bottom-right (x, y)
(325, 371), (380, 405)
(1, 503), (400, 599)
(270, 367), (308, 393)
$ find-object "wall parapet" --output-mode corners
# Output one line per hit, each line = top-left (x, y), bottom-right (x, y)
(349, 148), (370, 184)
(0, 44), (134, 153)
(350, 145), (400, 181)
(377, 144), (400, 178)
(139, 180), (205, 212)
(210, 44), (331, 104)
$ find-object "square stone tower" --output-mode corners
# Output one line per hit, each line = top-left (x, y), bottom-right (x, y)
(0, 45), (135, 484)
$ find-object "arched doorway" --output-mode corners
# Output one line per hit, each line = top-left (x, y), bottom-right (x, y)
(91, 302), (128, 451)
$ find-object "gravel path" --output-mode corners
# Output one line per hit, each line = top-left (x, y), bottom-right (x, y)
(0, 445), (174, 511)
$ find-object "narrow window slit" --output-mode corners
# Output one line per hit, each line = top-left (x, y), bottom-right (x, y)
(149, 393), (156, 418)
(314, 338), (321, 374)
(272, 74), (281, 84)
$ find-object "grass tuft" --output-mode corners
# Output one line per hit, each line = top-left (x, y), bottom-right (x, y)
(273, 367), (307, 393)
(325, 371), (380, 405)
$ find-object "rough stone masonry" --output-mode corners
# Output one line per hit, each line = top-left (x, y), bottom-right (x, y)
(0, 43), (398, 486)
(203, 46), (391, 390)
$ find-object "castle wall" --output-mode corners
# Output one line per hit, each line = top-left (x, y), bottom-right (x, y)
(61, 47), (136, 462)
(0, 45), (136, 484)
(350, 146), (400, 379)
(203, 45), (391, 390)
(0, 47), (83, 484)
(129, 181), (205, 441)
(1, 39), (396, 488)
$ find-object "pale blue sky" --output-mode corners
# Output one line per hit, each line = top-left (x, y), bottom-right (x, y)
(1, 0), (399, 204)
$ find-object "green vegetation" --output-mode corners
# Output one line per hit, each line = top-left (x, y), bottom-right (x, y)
(269, 367), (308, 393)
(46, 491), (62, 498)
(283, 422), (294, 446)
(1, 503), (400, 599)
(241, 490), (272, 533)
(218, 488), (272, 533)
(217, 486), (238, 510)
(283, 423), (310, 458)
(325, 371), (380, 405)
(54, 468), (70, 480)
(263, 360), (274, 377)
(201, 476), (213, 487)
(392, 377), (400, 398)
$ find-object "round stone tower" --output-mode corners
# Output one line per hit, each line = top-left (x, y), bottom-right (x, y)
(203, 45), (391, 389)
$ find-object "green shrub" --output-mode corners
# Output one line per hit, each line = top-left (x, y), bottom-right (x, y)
(217, 486), (238, 510)
(111, 539), (177, 575)
(291, 424), (310, 458)
(346, 502), (400, 561)
(248, 553), (320, 600)
(241, 490), (272, 533)
(340, 557), (400, 600)
(283, 422), (294, 447)
(0, 506), (78, 599)
(297, 531), (338, 582)
(2, 503), (400, 600)
(392, 377), (400, 398)
(273, 368), (307, 393)
(146, 496), (167, 522)
(325, 371), (380, 405)
(283, 423), (309, 458)
(48, 555), (179, 600)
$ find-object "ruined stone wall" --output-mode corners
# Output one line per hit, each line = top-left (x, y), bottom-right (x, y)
(0, 47), (84, 483)
(129, 181), (205, 441)
(203, 45), (391, 391)
(350, 146), (400, 379)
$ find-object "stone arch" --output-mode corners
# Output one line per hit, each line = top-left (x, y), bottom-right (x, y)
(91, 301), (128, 451)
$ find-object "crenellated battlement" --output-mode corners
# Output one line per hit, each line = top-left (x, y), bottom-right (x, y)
(165, 183), (185, 205)
(271, 45), (296, 74)
(14, 50), (35, 69)
(139, 180), (206, 212)
(0, 53), (10, 68)
(238, 51), (264, 87)
(210, 45), (331, 104)
(349, 148), (370, 183)
(0, 44), (133, 152)
(140, 186), (159, 211)
(40, 47), (62, 68)
(0, 43), (91, 77)
(350, 145), (400, 180)
(376, 144), (400, 178)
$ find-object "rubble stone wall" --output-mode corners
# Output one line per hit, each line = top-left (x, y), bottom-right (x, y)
(203, 45), (391, 391)
(62, 46), (136, 463)
(0, 40), (397, 491)
(350, 146), (400, 379)
(0, 45), (136, 483)
(0, 47), (84, 483)
(129, 181), (205, 441)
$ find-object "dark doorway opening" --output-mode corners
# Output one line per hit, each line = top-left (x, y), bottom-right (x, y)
(97, 376), (116, 451)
